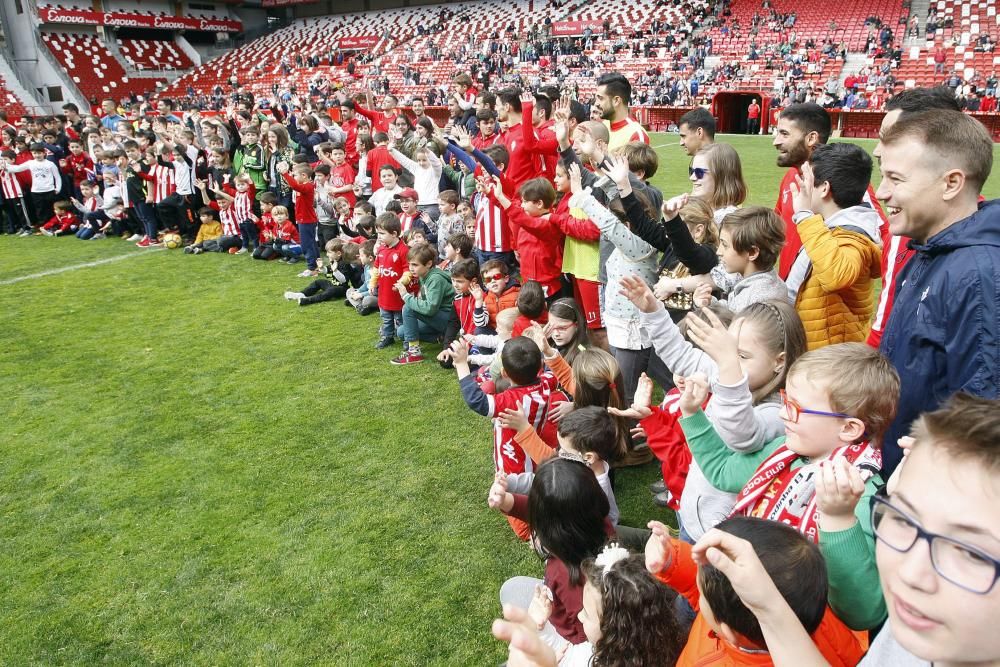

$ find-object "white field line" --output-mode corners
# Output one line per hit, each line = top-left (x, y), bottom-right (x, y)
(0, 248), (165, 286)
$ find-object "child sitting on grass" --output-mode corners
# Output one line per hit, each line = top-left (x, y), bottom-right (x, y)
(527, 549), (685, 667)
(489, 457), (614, 642)
(474, 259), (521, 332)
(502, 406), (622, 527)
(39, 201), (78, 236)
(391, 244), (456, 366)
(184, 207), (223, 254)
(437, 258), (481, 368)
(438, 232), (473, 272)
(284, 241), (363, 306)
(452, 335), (559, 539)
(460, 307), (519, 377)
(346, 240), (379, 316)
(678, 342), (899, 617)
(511, 280), (548, 337)
(644, 516), (867, 665)
(697, 207), (790, 312)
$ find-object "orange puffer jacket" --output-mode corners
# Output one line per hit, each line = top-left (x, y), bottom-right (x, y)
(793, 211), (883, 350)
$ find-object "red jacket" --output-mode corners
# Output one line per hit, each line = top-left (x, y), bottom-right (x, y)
(365, 145), (401, 192)
(505, 202), (564, 297)
(283, 172), (317, 223)
(277, 219), (299, 243)
(355, 105), (397, 135)
(500, 101), (542, 190)
(61, 152), (94, 186)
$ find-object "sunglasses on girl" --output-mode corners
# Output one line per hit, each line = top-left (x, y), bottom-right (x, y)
(689, 167), (711, 180)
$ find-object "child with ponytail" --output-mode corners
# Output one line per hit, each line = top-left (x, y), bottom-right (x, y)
(616, 275), (807, 543)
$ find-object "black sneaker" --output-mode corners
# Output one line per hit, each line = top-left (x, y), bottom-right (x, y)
(375, 337), (395, 349)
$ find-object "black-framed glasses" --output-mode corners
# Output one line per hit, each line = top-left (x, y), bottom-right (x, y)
(689, 167), (711, 179)
(871, 494), (1000, 594)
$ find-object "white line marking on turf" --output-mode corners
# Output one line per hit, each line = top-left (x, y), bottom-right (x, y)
(0, 248), (165, 286)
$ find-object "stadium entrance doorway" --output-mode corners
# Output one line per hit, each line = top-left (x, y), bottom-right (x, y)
(712, 92), (771, 134)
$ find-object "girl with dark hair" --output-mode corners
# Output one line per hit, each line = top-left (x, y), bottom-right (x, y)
(265, 125), (296, 214)
(546, 298), (590, 367)
(489, 458), (613, 644)
(527, 550), (685, 666)
(290, 114), (324, 162)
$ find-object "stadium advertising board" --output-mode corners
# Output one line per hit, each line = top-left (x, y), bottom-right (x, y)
(338, 35), (380, 50)
(550, 20), (604, 36)
(37, 7), (242, 32)
(260, 0), (319, 6)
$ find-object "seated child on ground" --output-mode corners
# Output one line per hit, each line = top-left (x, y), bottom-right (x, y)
(184, 207), (223, 254)
(284, 240), (363, 306)
(346, 239), (379, 315)
(40, 201), (78, 236)
(438, 232), (473, 272)
(452, 336), (559, 539)
(473, 259), (521, 333)
(678, 342), (900, 616)
(644, 515), (867, 666)
(511, 280), (548, 337)
(390, 244), (456, 365)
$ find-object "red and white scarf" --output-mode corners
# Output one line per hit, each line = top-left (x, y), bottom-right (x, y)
(731, 442), (882, 543)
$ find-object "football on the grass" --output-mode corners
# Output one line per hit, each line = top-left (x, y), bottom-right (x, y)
(163, 233), (182, 249)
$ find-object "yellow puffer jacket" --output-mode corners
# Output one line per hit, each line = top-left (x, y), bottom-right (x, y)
(794, 212), (883, 350)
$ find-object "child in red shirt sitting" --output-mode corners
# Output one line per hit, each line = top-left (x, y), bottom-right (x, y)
(39, 201), (79, 236)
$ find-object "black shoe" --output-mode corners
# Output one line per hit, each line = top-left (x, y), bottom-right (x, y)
(375, 337), (394, 349)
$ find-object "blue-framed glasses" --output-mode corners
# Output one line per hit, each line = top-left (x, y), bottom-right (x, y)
(871, 494), (1000, 594)
(779, 389), (854, 423)
(689, 167), (711, 180)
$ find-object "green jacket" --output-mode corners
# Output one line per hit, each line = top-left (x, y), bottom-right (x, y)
(233, 143), (268, 196)
(404, 267), (456, 317)
(680, 409), (884, 629)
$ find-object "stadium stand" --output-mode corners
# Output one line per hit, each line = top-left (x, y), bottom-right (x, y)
(118, 39), (194, 71)
(42, 32), (167, 102)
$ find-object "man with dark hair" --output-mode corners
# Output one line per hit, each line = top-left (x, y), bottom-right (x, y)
(677, 107), (715, 156)
(496, 88), (541, 189)
(787, 143), (882, 349)
(773, 103), (886, 280)
(99, 99), (124, 130)
(594, 72), (649, 150)
(876, 109), (999, 476)
(156, 98), (181, 123)
(867, 86), (963, 347)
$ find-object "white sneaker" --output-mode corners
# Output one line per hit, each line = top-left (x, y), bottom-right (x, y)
(297, 269), (316, 278)
(284, 291), (305, 301)
(93, 232), (106, 240)
(41, 228), (54, 236)
(235, 247), (248, 255)
(127, 234), (143, 242)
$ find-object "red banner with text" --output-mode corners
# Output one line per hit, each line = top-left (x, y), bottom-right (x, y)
(37, 7), (242, 32)
(550, 20), (604, 36)
(338, 35), (380, 50)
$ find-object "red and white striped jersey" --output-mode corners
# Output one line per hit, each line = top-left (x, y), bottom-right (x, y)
(399, 212), (419, 232)
(219, 206), (242, 237)
(0, 170), (23, 199)
(474, 191), (512, 253)
(146, 164), (176, 203)
(486, 373), (558, 474)
(233, 191), (256, 224)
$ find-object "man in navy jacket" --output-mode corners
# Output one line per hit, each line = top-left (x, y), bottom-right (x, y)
(877, 109), (999, 475)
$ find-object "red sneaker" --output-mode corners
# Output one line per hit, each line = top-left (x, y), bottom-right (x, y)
(135, 237), (151, 247)
(390, 351), (425, 365)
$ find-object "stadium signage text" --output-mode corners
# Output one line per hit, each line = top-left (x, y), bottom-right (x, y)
(338, 35), (380, 50)
(550, 20), (605, 36)
(37, 7), (242, 32)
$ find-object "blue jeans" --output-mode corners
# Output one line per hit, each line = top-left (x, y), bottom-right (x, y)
(474, 249), (517, 274)
(298, 222), (318, 269)
(379, 308), (403, 341)
(401, 303), (452, 343)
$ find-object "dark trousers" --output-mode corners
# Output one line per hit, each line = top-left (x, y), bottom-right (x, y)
(300, 279), (349, 305)
(609, 345), (674, 408)
(252, 243), (282, 260)
(31, 190), (59, 227)
(1, 197), (30, 233)
(239, 221), (260, 250)
(298, 222), (319, 270)
(218, 235), (243, 252)
(318, 223), (340, 252)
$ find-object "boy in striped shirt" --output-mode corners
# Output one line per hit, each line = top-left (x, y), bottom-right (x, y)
(0, 150), (32, 235)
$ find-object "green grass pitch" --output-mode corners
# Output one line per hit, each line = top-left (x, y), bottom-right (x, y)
(1, 134), (997, 665)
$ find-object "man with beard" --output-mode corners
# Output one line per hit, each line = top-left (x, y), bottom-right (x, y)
(774, 104), (888, 281)
(594, 72), (649, 151)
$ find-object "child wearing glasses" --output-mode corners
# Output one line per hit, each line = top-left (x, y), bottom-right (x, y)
(699, 393), (1000, 666)
(678, 342), (900, 616)
(473, 259), (521, 332)
(689, 143), (749, 225)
